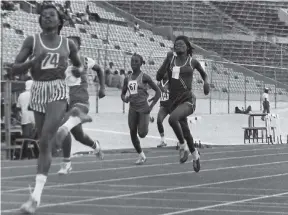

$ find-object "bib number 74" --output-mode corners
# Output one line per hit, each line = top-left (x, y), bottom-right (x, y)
(41, 53), (60, 70)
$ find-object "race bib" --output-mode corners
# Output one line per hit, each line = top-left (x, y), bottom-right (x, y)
(161, 91), (169, 101)
(172, 66), (180, 79)
(41, 52), (60, 70)
(128, 80), (138, 95)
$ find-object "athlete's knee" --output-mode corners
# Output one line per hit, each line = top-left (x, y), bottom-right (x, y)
(138, 129), (148, 138)
(168, 115), (178, 127)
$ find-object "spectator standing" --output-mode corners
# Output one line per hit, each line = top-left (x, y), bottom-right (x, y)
(17, 80), (35, 138)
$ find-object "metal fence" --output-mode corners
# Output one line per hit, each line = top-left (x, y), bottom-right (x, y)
(1, 51), (288, 153)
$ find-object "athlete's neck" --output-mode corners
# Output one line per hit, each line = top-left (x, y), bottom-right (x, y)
(41, 30), (58, 41)
(176, 53), (188, 61)
(132, 69), (141, 76)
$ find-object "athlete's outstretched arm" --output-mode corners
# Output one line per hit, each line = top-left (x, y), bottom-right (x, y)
(68, 40), (83, 77)
(144, 74), (161, 110)
(121, 77), (129, 103)
(156, 51), (173, 82)
(12, 36), (38, 75)
(193, 59), (210, 95)
(92, 64), (105, 98)
(92, 64), (105, 89)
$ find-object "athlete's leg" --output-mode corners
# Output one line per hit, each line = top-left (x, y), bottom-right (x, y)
(31, 100), (67, 205)
(179, 117), (200, 172)
(157, 106), (169, 147)
(128, 108), (146, 164)
(56, 105), (92, 148)
(128, 108), (141, 153)
(138, 112), (150, 138)
(179, 118), (195, 153)
(168, 102), (194, 163)
(71, 124), (103, 159)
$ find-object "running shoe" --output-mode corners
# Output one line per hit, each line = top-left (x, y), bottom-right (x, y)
(179, 147), (189, 164)
(157, 141), (167, 148)
(94, 140), (104, 160)
(192, 149), (200, 172)
(20, 187), (39, 214)
(58, 161), (72, 175)
(135, 155), (147, 165)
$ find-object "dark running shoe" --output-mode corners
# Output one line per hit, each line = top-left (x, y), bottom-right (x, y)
(192, 149), (200, 173)
(179, 148), (189, 164)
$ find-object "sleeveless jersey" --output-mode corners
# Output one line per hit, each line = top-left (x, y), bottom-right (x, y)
(127, 72), (149, 112)
(65, 56), (96, 89)
(159, 80), (170, 107)
(30, 34), (70, 81)
(168, 55), (196, 108)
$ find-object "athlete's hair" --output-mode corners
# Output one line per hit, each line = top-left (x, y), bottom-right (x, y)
(68, 36), (81, 48)
(132, 53), (146, 65)
(39, 4), (64, 35)
(264, 88), (269, 93)
(174, 35), (194, 56)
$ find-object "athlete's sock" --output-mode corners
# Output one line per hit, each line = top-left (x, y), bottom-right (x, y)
(180, 141), (188, 151)
(140, 151), (146, 159)
(160, 133), (166, 143)
(63, 157), (71, 163)
(61, 117), (82, 131)
(32, 174), (47, 205)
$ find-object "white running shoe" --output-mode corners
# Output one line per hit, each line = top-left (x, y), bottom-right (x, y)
(58, 161), (72, 175)
(94, 140), (104, 160)
(135, 154), (147, 165)
(20, 187), (39, 214)
(157, 141), (167, 148)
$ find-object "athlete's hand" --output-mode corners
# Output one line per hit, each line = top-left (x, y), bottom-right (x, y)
(122, 95), (130, 103)
(98, 86), (106, 99)
(203, 81), (210, 95)
(148, 97), (154, 103)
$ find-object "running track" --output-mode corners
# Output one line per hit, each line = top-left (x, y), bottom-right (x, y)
(2, 144), (288, 215)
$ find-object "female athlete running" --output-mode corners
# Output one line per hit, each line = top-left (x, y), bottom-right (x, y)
(121, 53), (161, 165)
(156, 35), (210, 172)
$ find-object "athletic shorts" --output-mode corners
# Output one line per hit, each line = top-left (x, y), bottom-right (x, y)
(68, 85), (89, 114)
(29, 79), (69, 113)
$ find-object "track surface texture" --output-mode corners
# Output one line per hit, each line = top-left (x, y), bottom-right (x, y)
(2, 144), (288, 215)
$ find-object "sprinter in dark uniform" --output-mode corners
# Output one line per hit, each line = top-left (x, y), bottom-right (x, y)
(121, 54), (161, 165)
(156, 35), (210, 173)
(156, 74), (170, 148)
(56, 36), (106, 175)
(12, 5), (85, 214)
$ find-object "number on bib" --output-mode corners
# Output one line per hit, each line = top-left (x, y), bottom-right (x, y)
(41, 53), (60, 70)
(161, 91), (169, 101)
(172, 66), (180, 79)
(128, 80), (138, 95)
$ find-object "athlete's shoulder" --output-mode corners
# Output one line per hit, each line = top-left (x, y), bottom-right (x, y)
(142, 72), (152, 82)
(23, 35), (35, 47)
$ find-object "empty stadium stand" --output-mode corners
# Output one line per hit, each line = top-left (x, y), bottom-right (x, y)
(1, 0), (288, 97)
(109, 1), (288, 87)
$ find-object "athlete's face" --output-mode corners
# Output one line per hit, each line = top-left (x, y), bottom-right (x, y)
(40, 8), (60, 30)
(174, 39), (187, 55)
(131, 55), (142, 71)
